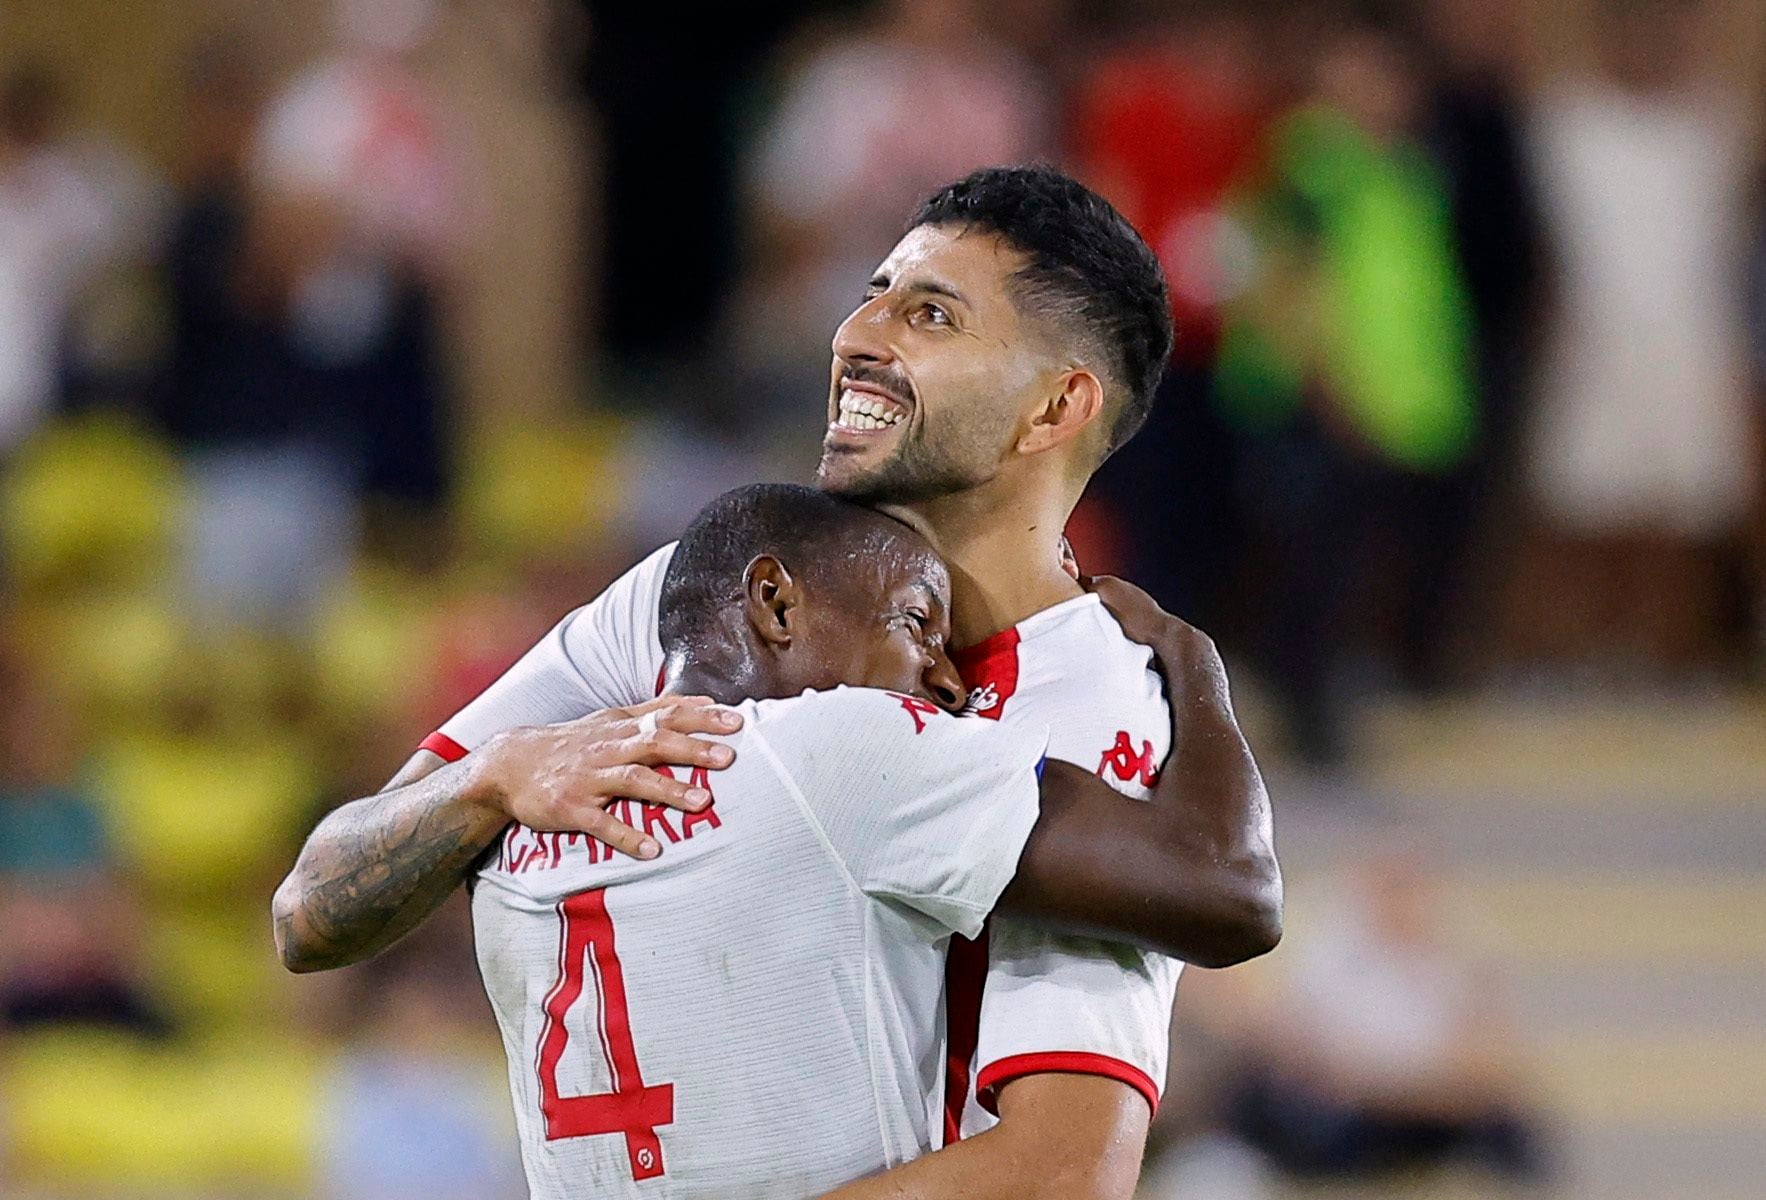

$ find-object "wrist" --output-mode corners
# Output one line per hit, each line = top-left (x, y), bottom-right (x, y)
(457, 733), (515, 823)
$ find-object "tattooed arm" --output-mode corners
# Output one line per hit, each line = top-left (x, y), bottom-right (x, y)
(271, 697), (742, 973)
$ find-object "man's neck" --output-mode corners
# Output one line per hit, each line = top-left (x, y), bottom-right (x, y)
(663, 651), (780, 708)
(886, 479), (1082, 650)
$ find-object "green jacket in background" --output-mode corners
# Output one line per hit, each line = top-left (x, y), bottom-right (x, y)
(1216, 105), (1478, 474)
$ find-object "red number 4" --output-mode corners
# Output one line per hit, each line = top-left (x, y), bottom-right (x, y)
(536, 889), (675, 1180)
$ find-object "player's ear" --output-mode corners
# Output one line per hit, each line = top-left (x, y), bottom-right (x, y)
(743, 555), (799, 648)
(1015, 366), (1104, 458)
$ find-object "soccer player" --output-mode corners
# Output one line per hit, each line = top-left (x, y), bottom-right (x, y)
(276, 166), (1280, 1197)
(447, 482), (1214, 1197)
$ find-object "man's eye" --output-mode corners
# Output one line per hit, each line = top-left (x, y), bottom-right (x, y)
(916, 303), (950, 326)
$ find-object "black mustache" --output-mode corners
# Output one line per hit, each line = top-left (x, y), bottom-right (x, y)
(839, 367), (914, 408)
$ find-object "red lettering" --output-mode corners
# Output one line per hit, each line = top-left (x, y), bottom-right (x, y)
(1097, 731), (1160, 788)
(681, 805), (721, 838)
(886, 692), (942, 734)
(641, 803), (680, 844)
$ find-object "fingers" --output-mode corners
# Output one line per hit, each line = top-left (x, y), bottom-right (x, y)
(653, 701), (743, 736)
(616, 694), (715, 719)
(1088, 574), (1171, 644)
(608, 696), (742, 737)
(573, 805), (663, 861)
(594, 762), (714, 812)
(632, 728), (736, 773)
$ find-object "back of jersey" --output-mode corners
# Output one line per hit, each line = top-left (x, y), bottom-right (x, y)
(469, 686), (1044, 1200)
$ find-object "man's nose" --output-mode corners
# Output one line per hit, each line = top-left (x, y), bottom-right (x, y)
(832, 298), (892, 368)
(924, 650), (967, 714)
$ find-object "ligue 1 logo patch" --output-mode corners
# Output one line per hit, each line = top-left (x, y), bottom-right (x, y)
(961, 683), (1000, 715)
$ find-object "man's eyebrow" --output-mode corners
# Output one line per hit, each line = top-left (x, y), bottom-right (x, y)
(868, 273), (970, 307)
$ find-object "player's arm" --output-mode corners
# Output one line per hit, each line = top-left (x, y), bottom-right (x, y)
(817, 1074), (1145, 1200)
(1002, 576), (1282, 968)
(271, 697), (738, 973)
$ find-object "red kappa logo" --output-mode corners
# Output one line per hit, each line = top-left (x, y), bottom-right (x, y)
(1098, 731), (1160, 787)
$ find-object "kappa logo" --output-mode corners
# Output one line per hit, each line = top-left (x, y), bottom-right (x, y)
(961, 682), (1001, 715)
(1098, 731), (1160, 788)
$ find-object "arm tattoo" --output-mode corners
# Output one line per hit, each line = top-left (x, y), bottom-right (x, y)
(273, 761), (507, 971)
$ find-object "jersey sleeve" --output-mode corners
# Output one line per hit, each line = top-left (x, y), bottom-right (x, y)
(959, 598), (1182, 1122)
(755, 689), (1047, 941)
(971, 923), (1181, 1119)
(421, 544), (675, 760)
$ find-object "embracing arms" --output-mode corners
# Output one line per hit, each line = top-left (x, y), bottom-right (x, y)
(1003, 577), (1282, 968)
(274, 578), (1279, 974)
(271, 697), (739, 972)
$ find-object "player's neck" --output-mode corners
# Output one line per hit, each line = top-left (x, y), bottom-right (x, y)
(664, 655), (776, 708)
(885, 480), (1082, 650)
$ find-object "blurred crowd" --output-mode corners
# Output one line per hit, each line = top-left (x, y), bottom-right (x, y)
(0, 0), (1761, 1196)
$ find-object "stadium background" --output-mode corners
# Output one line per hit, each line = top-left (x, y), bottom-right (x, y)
(0, 0), (1761, 1197)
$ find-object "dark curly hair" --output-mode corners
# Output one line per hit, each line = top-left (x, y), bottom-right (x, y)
(909, 165), (1173, 461)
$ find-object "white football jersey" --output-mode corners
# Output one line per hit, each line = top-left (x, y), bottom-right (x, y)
(459, 685), (1044, 1198)
(939, 598), (1180, 1141)
(425, 543), (1182, 1158)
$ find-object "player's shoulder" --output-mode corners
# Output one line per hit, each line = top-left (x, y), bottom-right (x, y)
(554, 541), (678, 636)
(1016, 594), (1159, 699)
(745, 687), (1043, 777)
(746, 685), (962, 740)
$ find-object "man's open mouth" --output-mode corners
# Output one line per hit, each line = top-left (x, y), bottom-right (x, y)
(833, 383), (909, 432)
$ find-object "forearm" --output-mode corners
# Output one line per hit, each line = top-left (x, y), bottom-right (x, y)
(1003, 651), (1280, 966)
(817, 1075), (1144, 1200)
(815, 1125), (1055, 1200)
(1139, 656), (1281, 958)
(271, 754), (507, 972)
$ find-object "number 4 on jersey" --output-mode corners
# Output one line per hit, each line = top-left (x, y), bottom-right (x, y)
(536, 889), (675, 1180)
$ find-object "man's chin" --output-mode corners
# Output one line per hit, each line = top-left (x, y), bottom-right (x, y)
(814, 445), (877, 497)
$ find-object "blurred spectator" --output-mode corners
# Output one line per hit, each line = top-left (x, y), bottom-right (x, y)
(1750, 160), (1766, 660)
(251, 0), (459, 520)
(1074, 3), (1273, 623)
(1220, 848), (1549, 1185)
(0, 653), (165, 1037)
(729, 0), (1050, 441)
(1518, 0), (1758, 673)
(315, 919), (523, 1200)
(0, 64), (155, 458)
(156, 9), (455, 630)
(1419, 0), (1545, 474)
(1215, 18), (1480, 764)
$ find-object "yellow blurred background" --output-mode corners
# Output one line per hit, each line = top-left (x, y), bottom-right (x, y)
(0, 2), (1762, 1198)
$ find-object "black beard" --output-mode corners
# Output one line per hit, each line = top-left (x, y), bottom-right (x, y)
(817, 430), (990, 506)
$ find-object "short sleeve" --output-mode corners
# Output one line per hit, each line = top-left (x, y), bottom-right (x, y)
(972, 923), (1182, 1118)
(751, 688), (1047, 940)
(424, 544), (675, 758)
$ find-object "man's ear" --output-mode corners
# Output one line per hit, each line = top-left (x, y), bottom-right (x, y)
(742, 554), (799, 648)
(1016, 367), (1106, 458)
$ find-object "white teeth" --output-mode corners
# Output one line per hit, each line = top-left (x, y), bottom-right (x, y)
(835, 389), (905, 430)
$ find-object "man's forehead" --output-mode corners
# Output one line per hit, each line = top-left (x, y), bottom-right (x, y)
(875, 225), (1025, 299)
(878, 541), (949, 595)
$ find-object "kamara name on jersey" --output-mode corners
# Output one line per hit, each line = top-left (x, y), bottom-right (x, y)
(494, 766), (724, 875)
